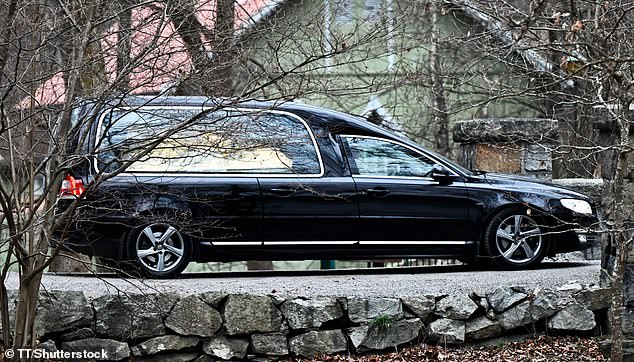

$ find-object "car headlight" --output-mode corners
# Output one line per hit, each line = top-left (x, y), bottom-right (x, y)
(560, 199), (593, 215)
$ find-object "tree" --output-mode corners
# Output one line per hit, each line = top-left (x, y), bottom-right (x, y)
(2, 0), (630, 359)
(429, 1), (632, 360)
(429, 0), (451, 156)
(0, 0), (430, 352)
(0, 0), (251, 352)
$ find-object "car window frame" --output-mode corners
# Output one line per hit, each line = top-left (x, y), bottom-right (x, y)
(340, 134), (459, 180)
(93, 106), (325, 178)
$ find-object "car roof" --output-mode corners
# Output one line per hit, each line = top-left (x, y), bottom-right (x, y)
(78, 95), (472, 177)
(92, 95), (405, 140)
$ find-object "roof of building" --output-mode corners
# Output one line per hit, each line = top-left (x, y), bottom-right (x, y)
(21, 0), (286, 108)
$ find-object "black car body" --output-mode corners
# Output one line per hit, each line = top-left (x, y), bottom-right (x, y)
(58, 96), (599, 277)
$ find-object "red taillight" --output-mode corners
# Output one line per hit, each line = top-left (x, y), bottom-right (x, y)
(60, 174), (85, 198)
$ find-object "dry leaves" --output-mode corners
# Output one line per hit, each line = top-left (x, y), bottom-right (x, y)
(286, 335), (606, 362)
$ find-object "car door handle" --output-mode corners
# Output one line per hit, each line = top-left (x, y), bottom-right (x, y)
(269, 187), (295, 195)
(365, 187), (390, 196)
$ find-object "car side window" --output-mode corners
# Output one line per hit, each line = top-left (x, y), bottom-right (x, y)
(343, 136), (435, 177)
(98, 109), (322, 175)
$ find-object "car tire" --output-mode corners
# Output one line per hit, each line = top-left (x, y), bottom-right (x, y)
(125, 220), (191, 278)
(483, 207), (548, 269)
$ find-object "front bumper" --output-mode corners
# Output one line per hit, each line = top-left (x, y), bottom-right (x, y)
(575, 228), (600, 250)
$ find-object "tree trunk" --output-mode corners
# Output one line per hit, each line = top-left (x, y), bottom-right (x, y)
(609, 105), (632, 362)
(12, 261), (46, 351)
(210, 0), (235, 96)
(429, 0), (450, 156)
(0, 283), (11, 346)
(115, 5), (133, 92)
(12, 280), (36, 349)
(548, 5), (598, 179)
(167, 0), (235, 96)
(48, 3), (106, 273)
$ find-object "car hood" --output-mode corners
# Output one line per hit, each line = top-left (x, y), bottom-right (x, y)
(471, 173), (591, 201)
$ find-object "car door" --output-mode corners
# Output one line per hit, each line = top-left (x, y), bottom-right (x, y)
(186, 177), (263, 245)
(256, 113), (358, 245)
(98, 107), (264, 246)
(119, 176), (262, 245)
(341, 135), (472, 245)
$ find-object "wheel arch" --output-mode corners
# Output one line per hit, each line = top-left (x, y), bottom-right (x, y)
(133, 195), (191, 217)
(485, 201), (550, 222)
(478, 202), (554, 253)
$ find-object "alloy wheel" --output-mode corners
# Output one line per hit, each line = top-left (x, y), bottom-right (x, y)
(135, 223), (185, 273)
(495, 214), (543, 264)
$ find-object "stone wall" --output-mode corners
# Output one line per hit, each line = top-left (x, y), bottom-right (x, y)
(453, 118), (558, 179)
(0, 286), (612, 361)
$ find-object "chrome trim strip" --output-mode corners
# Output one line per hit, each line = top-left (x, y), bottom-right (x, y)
(213, 241), (263, 246)
(94, 106), (325, 178)
(209, 240), (469, 246)
(359, 241), (467, 245)
(340, 134), (460, 178)
(264, 241), (358, 245)
(353, 175), (435, 181)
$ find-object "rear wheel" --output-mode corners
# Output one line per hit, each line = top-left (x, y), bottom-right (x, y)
(126, 222), (191, 278)
(483, 208), (547, 268)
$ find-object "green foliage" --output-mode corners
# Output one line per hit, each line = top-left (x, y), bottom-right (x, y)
(370, 314), (392, 332)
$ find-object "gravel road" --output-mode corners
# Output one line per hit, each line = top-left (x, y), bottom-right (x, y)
(6, 260), (602, 299)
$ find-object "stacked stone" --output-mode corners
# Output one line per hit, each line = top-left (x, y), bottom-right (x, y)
(0, 287), (613, 360)
(453, 118), (558, 179)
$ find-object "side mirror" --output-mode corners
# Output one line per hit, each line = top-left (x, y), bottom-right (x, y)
(431, 164), (452, 184)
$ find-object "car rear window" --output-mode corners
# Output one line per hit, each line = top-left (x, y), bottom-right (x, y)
(96, 108), (322, 175)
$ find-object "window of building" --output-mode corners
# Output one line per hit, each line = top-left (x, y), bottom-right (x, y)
(363, 0), (381, 21)
(334, 0), (354, 23)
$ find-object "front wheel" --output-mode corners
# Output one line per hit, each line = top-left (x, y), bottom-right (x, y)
(126, 222), (191, 278)
(483, 208), (547, 268)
